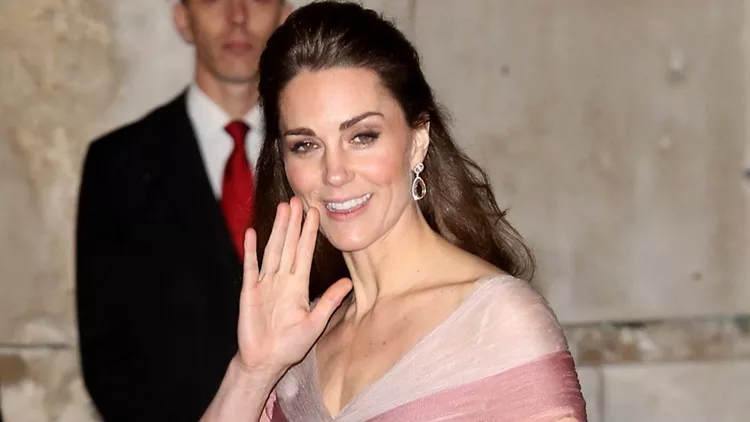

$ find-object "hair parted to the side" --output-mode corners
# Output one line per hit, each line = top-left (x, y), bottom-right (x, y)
(254, 1), (535, 298)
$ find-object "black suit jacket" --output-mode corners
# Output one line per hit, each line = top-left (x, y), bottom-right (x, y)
(76, 92), (243, 421)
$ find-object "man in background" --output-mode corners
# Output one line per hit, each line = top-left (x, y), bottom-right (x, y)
(76, 1), (291, 420)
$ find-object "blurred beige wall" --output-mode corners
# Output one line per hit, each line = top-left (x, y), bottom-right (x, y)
(1, 0), (748, 420)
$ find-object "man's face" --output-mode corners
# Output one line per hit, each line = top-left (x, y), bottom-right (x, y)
(175, 0), (289, 84)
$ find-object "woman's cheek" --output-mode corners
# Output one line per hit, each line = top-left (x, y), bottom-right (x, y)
(284, 162), (315, 208)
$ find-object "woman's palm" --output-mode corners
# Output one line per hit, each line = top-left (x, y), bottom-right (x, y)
(237, 198), (351, 371)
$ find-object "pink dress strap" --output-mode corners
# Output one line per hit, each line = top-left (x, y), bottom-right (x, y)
(367, 351), (586, 421)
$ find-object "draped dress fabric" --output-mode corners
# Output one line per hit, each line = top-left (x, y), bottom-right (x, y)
(265, 275), (587, 421)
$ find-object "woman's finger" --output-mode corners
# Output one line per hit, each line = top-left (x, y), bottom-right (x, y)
(292, 206), (320, 277)
(260, 202), (291, 276)
(242, 228), (259, 287)
(279, 197), (304, 272)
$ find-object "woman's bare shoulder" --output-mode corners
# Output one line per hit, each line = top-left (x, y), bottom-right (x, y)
(472, 274), (569, 355)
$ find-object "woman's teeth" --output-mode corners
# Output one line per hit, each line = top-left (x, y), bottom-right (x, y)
(326, 193), (372, 212)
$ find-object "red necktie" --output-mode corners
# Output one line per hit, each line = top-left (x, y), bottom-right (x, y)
(221, 120), (254, 258)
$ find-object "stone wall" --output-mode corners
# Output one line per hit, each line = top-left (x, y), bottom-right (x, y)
(1, 0), (747, 420)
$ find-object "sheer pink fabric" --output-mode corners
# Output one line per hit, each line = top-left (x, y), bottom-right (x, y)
(266, 275), (586, 421)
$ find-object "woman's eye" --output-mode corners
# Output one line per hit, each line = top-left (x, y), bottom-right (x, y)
(352, 131), (380, 145)
(290, 141), (317, 154)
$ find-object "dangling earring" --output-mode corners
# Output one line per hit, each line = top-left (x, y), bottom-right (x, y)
(411, 162), (426, 201)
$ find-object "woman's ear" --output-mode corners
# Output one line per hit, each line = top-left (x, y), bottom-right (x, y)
(409, 120), (430, 169)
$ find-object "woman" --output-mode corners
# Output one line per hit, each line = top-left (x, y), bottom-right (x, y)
(202, 2), (586, 421)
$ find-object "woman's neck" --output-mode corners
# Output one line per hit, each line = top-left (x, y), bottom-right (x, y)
(341, 205), (445, 319)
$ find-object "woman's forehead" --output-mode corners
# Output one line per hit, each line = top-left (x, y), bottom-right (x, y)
(278, 68), (404, 130)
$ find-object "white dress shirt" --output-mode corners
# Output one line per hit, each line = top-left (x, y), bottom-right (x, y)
(186, 83), (264, 199)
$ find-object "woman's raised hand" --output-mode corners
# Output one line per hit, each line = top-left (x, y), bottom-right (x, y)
(235, 197), (352, 374)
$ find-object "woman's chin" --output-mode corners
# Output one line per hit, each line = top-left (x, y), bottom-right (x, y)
(324, 233), (373, 254)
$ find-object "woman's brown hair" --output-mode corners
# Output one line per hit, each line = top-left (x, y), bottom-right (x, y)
(255, 1), (534, 298)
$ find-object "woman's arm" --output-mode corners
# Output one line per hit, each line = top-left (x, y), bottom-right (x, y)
(199, 201), (352, 421)
(200, 357), (281, 422)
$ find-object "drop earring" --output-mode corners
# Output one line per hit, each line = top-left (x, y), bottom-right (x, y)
(411, 162), (426, 201)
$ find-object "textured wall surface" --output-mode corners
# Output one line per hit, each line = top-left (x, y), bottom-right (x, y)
(414, 0), (749, 324)
(0, 0), (747, 421)
(0, 0), (122, 419)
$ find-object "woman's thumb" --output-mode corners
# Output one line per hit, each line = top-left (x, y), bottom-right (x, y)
(309, 277), (353, 331)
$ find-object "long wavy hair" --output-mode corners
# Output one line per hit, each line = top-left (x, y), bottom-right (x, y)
(254, 1), (534, 298)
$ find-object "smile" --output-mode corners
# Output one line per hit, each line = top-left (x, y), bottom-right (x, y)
(324, 193), (372, 213)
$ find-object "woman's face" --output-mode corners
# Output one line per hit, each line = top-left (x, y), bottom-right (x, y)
(278, 67), (429, 252)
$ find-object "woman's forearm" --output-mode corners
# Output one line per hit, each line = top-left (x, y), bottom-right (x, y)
(200, 356), (282, 422)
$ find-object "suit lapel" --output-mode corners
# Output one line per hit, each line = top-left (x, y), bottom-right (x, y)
(146, 92), (242, 283)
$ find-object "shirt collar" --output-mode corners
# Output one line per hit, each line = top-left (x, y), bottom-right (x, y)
(247, 99), (263, 134)
(186, 83), (260, 139)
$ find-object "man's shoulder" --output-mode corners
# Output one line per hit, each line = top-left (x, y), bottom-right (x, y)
(88, 92), (187, 156)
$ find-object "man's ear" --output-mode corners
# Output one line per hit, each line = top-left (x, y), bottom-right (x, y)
(279, 2), (294, 26)
(173, 2), (194, 44)
(409, 120), (430, 169)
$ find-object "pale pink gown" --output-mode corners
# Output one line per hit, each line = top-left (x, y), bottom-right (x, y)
(265, 275), (586, 421)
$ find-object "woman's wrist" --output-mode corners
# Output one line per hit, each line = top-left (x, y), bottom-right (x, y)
(230, 355), (286, 387)
(200, 356), (285, 421)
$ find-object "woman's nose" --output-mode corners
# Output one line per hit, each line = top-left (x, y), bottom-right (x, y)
(323, 150), (353, 187)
